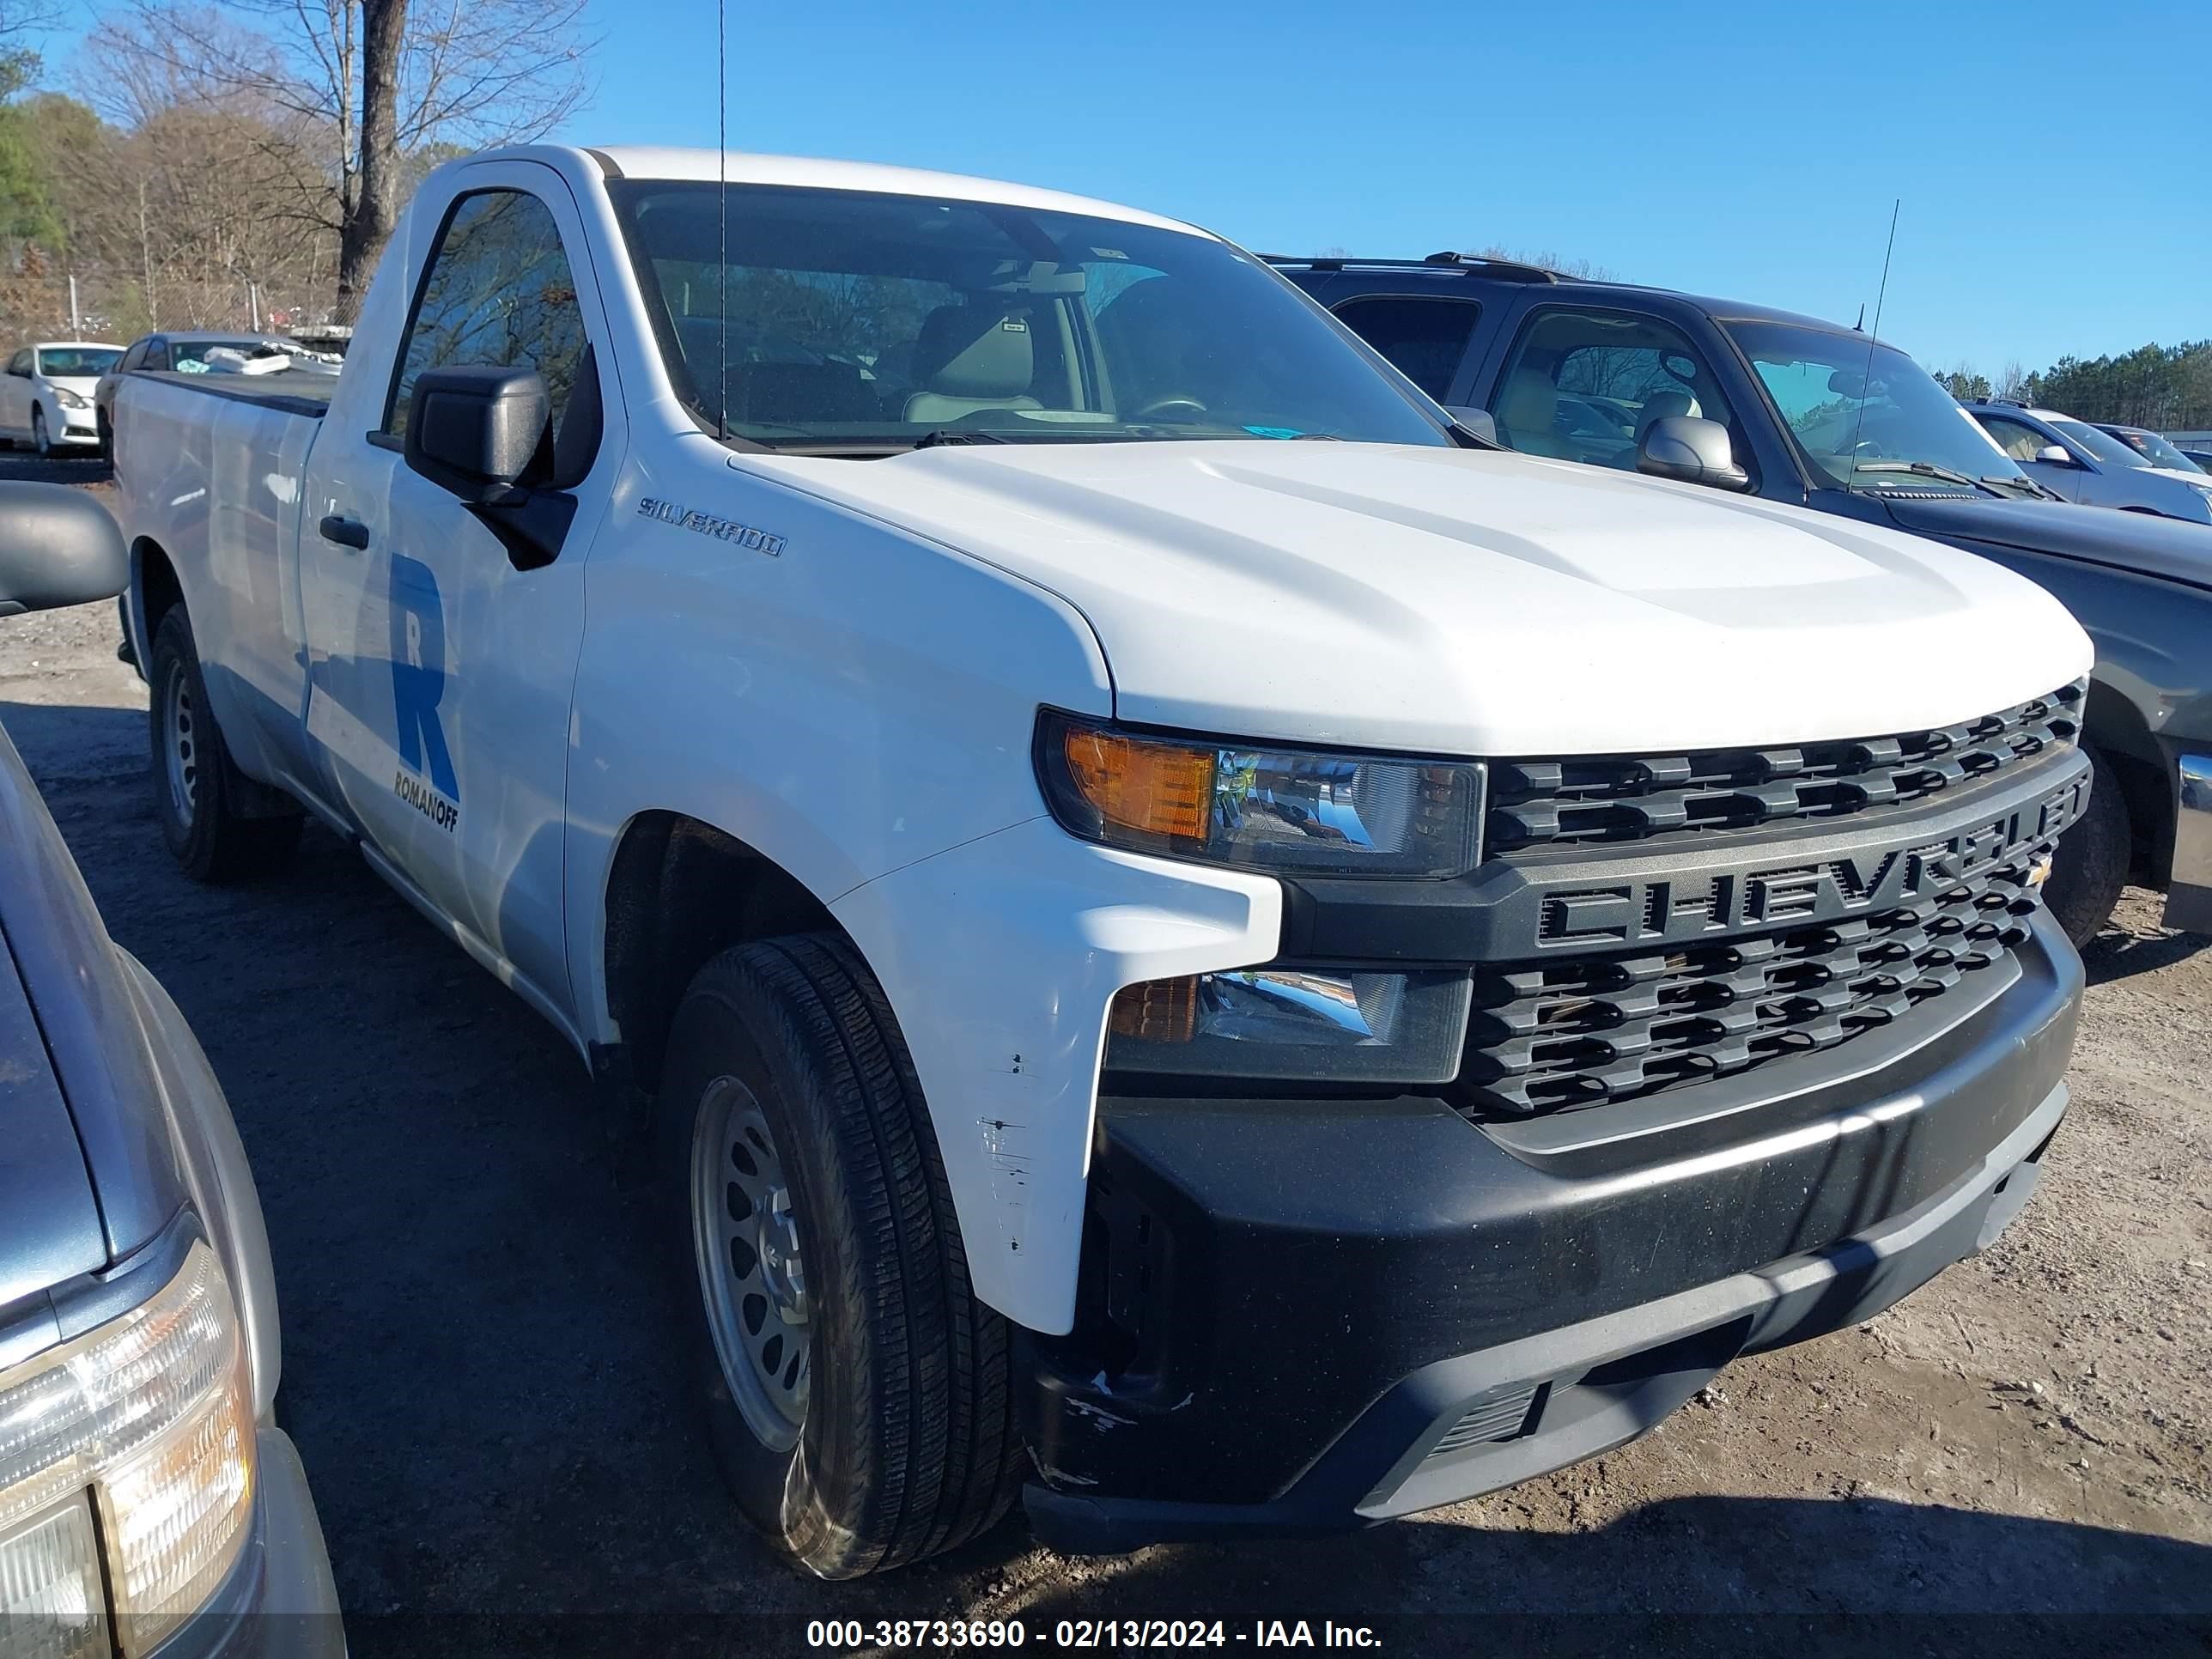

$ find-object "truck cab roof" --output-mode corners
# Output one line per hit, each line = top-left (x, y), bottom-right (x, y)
(573, 144), (1205, 234)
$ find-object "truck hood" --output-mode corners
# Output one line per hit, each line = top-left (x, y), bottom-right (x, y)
(750, 441), (2093, 756)
(1881, 493), (2212, 594)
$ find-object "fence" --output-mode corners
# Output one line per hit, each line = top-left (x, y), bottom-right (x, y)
(0, 263), (348, 349)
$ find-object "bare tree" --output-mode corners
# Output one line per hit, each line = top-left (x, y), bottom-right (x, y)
(82, 0), (592, 312)
(1474, 245), (1619, 282)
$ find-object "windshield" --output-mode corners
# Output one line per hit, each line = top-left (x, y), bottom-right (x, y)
(37, 348), (121, 378)
(1725, 320), (2030, 494)
(610, 181), (1451, 453)
(2106, 428), (2203, 471)
(2051, 417), (2151, 469)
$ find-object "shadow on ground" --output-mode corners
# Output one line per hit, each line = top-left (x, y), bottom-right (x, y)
(2, 697), (2205, 1659)
(0, 447), (112, 485)
(2083, 922), (2210, 986)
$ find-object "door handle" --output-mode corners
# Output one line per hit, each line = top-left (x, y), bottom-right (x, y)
(319, 514), (370, 550)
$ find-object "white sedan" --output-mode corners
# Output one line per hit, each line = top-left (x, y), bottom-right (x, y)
(1, 340), (125, 455)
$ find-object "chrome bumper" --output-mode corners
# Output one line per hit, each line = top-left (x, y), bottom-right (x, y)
(2166, 752), (2212, 933)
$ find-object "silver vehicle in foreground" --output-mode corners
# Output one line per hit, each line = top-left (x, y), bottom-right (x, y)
(1966, 401), (2212, 523)
(0, 483), (343, 1655)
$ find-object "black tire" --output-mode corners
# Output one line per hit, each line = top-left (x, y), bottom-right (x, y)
(2046, 745), (2128, 948)
(659, 934), (1022, 1577)
(148, 609), (303, 882)
(95, 410), (114, 465)
(30, 406), (51, 458)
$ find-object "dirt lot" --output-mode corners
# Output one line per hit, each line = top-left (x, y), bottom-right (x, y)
(4, 460), (2208, 1656)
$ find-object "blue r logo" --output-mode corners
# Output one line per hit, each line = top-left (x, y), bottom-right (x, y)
(389, 555), (459, 800)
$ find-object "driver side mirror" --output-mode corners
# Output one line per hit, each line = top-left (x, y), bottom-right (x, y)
(1444, 406), (1498, 444)
(404, 366), (550, 502)
(2033, 444), (2081, 468)
(0, 483), (129, 617)
(1637, 416), (1751, 492)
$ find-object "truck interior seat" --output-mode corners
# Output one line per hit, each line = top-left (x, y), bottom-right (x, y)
(1634, 389), (1701, 441)
(904, 303), (1042, 424)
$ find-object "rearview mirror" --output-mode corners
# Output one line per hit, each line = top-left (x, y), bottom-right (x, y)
(0, 482), (128, 617)
(404, 366), (550, 501)
(1444, 405), (1498, 443)
(1637, 416), (1751, 492)
(2033, 444), (2079, 468)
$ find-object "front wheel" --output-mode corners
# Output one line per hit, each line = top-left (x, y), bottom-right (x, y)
(2046, 745), (2128, 947)
(149, 609), (303, 881)
(31, 406), (51, 457)
(660, 935), (1022, 1577)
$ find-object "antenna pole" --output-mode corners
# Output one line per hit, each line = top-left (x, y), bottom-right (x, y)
(1844, 199), (1900, 477)
(716, 0), (728, 441)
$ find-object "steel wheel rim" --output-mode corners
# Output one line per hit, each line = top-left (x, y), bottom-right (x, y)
(161, 658), (198, 830)
(690, 1074), (810, 1450)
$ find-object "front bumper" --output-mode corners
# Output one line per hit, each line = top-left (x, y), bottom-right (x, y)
(1023, 910), (2080, 1553)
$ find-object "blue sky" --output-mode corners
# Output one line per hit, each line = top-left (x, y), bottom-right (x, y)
(48, 1), (2202, 374)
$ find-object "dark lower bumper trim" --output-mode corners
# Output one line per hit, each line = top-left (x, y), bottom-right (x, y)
(1027, 1079), (2065, 1554)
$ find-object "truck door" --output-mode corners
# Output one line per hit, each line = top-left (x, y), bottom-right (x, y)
(297, 162), (617, 1034)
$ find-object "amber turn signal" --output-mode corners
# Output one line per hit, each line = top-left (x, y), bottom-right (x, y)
(1059, 726), (1214, 844)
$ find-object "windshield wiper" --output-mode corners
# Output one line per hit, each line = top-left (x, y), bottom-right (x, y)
(908, 428), (1012, 450)
(1851, 460), (2007, 498)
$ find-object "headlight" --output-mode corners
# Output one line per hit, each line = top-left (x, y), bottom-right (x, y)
(53, 389), (89, 410)
(1036, 711), (1483, 878)
(0, 1242), (255, 1659)
(1107, 966), (1472, 1084)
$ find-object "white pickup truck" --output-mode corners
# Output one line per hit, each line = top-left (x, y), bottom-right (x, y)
(112, 144), (2097, 1576)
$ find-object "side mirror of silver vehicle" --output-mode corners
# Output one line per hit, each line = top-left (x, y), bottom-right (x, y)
(2034, 444), (2080, 468)
(0, 482), (128, 617)
(1637, 416), (1751, 492)
(1444, 406), (1498, 444)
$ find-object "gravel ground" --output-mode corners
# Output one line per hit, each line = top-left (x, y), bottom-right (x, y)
(4, 461), (2207, 1656)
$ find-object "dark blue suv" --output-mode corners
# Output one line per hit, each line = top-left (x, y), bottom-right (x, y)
(1276, 252), (2212, 946)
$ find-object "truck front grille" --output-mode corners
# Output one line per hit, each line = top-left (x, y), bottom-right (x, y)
(1485, 682), (2083, 855)
(1461, 839), (2052, 1116)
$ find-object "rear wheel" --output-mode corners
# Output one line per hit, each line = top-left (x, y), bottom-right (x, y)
(659, 934), (1022, 1577)
(149, 609), (303, 882)
(2046, 744), (2128, 948)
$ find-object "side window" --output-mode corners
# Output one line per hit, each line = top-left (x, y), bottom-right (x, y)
(1975, 415), (2048, 462)
(1330, 295), (1482, 402)
(385, 189), (588, 441)
(118, 343), (147, 372)
(7, 349), (30, 376)
(144, 342), (170, 371)
(1490, 307), (1737, 472)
